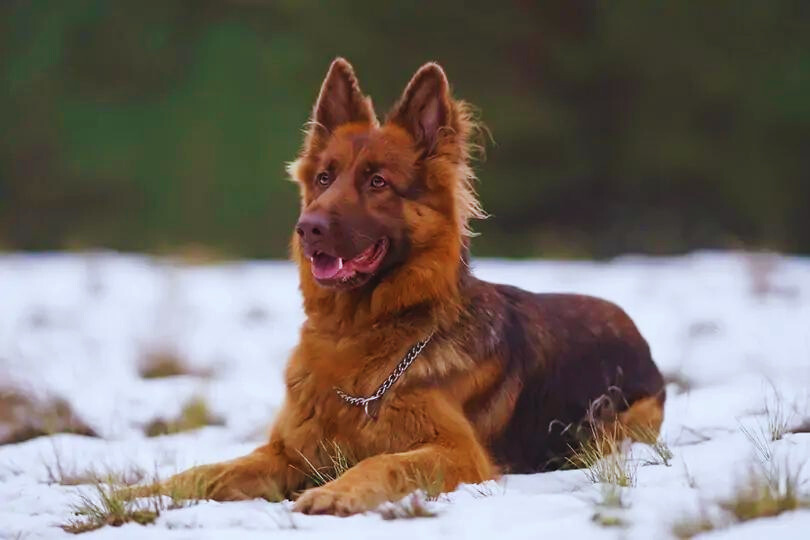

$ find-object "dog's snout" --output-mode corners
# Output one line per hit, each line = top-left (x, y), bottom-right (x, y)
(296, 212), (331, 243)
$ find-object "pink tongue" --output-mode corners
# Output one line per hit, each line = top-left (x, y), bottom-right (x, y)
(311, 254), (342, 280)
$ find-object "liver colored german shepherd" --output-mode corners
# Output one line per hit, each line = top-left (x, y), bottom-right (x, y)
(156, 58), (665, 515)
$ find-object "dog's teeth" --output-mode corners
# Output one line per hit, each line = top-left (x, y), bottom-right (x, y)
(338, 258), (344, 270)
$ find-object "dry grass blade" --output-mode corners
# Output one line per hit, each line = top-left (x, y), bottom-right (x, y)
(762, 387), (792, 442)
(739, 421), (774, 463)
(463, 479), (506, 498)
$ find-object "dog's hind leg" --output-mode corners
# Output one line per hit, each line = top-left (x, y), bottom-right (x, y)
(618, 395), (665, 443)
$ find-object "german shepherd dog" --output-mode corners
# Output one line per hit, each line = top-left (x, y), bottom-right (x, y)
(155, 59), (665, 515)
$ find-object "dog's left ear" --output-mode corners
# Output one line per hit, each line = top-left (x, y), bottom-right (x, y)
(388, 62), (454, 154)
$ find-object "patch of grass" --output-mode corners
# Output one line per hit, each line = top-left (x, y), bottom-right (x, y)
(62, 467), (210, 534)
(671, 511), (721, 539)
(738, 385), (801, 463)
(0, 387), (97, 445)
(720, 461), (809, 522)
(598, 484), (627, 508)
(138, 349), (212, 379)
(567, 423), (637, 487)
(144, 396), (224, 437)
(293, 441), (356, 487)
(591, 484), (629, 528)
(592, 512), (627, 528)
(649, 439), (674, 466)
(376, 493), (438, 520)
(630, 425), (674, 466)
(405, 462), (445, 501)
(672, 459), (809, 538)
(62, 483), (160, 534)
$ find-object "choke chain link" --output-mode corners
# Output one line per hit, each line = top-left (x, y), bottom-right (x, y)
(334, 332), (434, 417)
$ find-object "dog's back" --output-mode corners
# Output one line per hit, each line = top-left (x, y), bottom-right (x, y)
(456, 276), (665, 472)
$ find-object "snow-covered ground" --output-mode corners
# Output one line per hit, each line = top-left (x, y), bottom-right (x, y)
(1, 251), (809, 539)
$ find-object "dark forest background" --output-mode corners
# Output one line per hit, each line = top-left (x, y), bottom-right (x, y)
(1, 1), (808, 259)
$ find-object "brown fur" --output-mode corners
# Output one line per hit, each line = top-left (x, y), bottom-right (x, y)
(154, 58), (665, 515)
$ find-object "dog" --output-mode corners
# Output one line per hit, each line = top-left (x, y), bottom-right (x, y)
(155, 58), (665, 516)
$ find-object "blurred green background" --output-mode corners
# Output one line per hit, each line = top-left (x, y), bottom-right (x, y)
(1, 1), (808, 259)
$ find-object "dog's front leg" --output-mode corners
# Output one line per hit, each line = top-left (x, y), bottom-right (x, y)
(293, 419), (495, 516)
(130, 438), (300, 502)
(156, 440), (298, 501)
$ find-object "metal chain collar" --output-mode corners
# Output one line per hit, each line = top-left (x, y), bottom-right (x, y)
(334, 332), (434, 418)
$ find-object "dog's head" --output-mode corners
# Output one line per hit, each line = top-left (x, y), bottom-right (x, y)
(289, 58), (485, 300)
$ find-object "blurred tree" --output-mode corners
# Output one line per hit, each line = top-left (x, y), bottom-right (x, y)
(0, 0), (808, 258)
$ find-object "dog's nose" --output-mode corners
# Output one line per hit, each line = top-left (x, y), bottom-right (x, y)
(296, 212), (331, 242)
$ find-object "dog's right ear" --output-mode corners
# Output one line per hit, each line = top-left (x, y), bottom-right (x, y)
(305, 58), (377, 152)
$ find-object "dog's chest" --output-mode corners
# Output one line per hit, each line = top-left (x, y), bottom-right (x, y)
(285, 372), (422, 458)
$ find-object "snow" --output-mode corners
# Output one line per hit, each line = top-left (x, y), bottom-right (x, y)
(1, 251), (809, 539)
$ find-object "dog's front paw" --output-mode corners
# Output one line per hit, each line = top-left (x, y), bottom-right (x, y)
(293, 485), (382, 516)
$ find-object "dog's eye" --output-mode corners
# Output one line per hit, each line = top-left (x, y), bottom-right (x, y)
(370, 175), (387, 189)
(316, 172), (331, 187)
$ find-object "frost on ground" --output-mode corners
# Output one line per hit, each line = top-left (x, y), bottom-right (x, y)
(1, 251), (809, 539)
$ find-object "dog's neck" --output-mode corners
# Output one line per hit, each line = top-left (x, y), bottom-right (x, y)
(293, 234), (467, 335)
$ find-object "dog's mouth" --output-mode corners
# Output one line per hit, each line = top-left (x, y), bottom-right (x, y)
(309, 238), (389, 286)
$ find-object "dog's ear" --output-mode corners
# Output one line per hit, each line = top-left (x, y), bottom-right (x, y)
(308, 58), (376, 146)
(388, 62), (453, 154)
